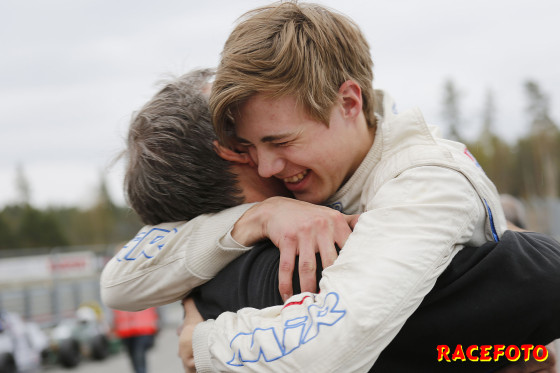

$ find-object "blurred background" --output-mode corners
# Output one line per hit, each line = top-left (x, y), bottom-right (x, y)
(1, 0), (559, 371)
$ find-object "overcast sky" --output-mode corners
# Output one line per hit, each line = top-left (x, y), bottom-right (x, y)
(1, 0), (559, 208)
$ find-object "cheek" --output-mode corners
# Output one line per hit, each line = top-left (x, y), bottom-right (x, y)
(282, 147), (311, 166)
(301, 147), (333, 170)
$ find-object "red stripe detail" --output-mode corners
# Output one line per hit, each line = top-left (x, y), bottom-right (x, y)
(283, 295), (311, 309)
(464, 148), (475, 162)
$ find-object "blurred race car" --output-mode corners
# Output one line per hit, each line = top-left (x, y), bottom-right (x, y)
(48, 304), (112, 368)
(0, 310), (48, 373)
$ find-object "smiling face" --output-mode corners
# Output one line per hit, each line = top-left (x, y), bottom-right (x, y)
(235, 89), (373, 204)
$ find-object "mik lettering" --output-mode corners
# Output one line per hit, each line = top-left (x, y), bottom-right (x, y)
(116, 227), (177, 261)
(227, 292), (346, 366)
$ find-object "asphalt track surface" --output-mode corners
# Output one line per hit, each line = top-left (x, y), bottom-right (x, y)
(43, 326), (184, 373)
(44, 327), (183, 373)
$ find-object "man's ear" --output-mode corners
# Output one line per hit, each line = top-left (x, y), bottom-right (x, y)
(213, 141), (255, 166)
(338, 80), (363, 119)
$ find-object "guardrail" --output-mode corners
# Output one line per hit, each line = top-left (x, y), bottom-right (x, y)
(0, 245), (115, 327)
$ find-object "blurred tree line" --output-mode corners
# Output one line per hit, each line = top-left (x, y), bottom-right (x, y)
(0, 173), (142, 251)
(442, 79), (559, 200)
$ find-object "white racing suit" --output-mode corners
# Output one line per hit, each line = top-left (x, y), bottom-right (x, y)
(192, 93), (507, 372)
(100, 92), (506, 371)
(101, 203), (255, 310)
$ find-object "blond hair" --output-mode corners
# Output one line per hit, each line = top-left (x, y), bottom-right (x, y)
(211, 1), (375, 146)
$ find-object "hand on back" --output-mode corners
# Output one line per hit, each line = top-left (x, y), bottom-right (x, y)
(232, 196), (359, 300)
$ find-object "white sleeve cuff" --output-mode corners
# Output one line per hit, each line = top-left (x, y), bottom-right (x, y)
(193, 320), (216, 373)
(218, 228), (251, 251)
(186, 203), (256, 279)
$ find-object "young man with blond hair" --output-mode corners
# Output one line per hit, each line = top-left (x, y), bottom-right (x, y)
(102, 67), (559, 373)
(102, 2), (560, 371)
(173, 3), (507, 371)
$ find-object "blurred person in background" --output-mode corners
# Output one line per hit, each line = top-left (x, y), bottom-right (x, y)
(501, 193), (528, 230)
(112, 307), (159, 373)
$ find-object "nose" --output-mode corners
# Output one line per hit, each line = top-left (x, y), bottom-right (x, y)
(256, 148), (285, 178)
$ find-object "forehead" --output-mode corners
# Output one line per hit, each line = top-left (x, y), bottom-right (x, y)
(235, 94), (309, 140)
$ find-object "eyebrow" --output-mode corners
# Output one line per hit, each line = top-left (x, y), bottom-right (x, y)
(234, 136), (252, 145)
(236, 133), (294, 144)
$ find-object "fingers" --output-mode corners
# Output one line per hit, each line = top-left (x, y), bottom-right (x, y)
(178, 323), (196, 373)
(183, 297), (196, 314)
(546, 343), (557, 372)
(262, 198), (358, 300)
(344, 213), (361, 231)
(298, 236), (317, 294)
(317, 228), (338, 270)
(183, 297), (204, 324)
(176, 324), (183, 337)
(334, 214), (355, 249)
(177, 298), (203, 372)
(278, 238), (297, 302)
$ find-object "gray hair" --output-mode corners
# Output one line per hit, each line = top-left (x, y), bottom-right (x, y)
(124, 69), (243, 225)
